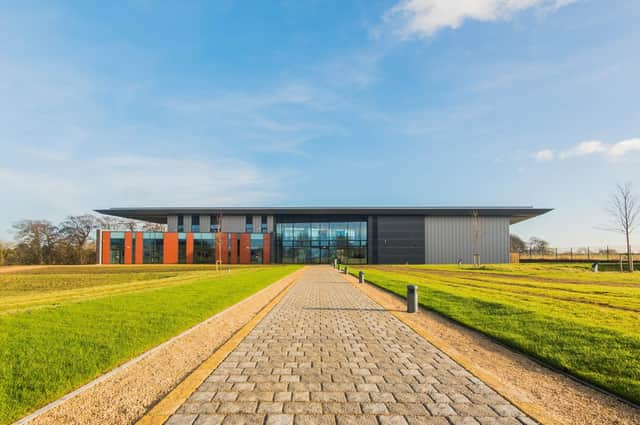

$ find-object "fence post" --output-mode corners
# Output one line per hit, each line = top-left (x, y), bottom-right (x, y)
(555, 248), (558, 260)
(570, 248), (573, 261)
(587, 247), (590, 260)
(606, 246), (609, 261)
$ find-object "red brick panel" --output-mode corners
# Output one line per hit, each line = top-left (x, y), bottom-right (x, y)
(164, 233), (178, 264)
(135, 232), (144, 264)
(186, 233), (194, 264)
(230, 234), (238, 264)
(239, 233), (251, 264)
(124, 232), (133, 264)
(263, 233), (271, 264)
(216, 232), (228, 264)
(101, 231), (111, 265)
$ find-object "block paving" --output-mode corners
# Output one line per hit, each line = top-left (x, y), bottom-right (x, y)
(165, 267), (537, 425)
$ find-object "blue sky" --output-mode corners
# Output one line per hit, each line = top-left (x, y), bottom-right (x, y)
(1, 0), (639, 248)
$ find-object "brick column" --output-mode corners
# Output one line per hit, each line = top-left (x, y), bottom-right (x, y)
(164, 233), (178, 264)
(263, 233), (271, 264)
(101, 231), (111, 265)
(216, 232), (228, 264)
(239, 233), (251, 264)
(186, 233), (194, 264)
(135, 232), (144, 264)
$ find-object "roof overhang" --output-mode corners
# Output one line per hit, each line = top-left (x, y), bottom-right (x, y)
(94, 207), (552, 225)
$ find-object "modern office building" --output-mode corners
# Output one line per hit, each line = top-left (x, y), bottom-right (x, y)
(95, 207), (550, 265)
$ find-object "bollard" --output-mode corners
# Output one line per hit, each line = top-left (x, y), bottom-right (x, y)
(407, 285), (418, 313)
(344, 266), (349, 275)
(359, 271), (365, 283)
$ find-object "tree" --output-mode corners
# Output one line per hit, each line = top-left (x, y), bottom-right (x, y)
(529, 237), (549, 255)
(0, 241), (7, 266)
(12, 220), (60, 264)
(142, 222), (167, 232)
(59, 214), (102, 264)
(510, 234), (526, 253)
(606, 182), (639, 271)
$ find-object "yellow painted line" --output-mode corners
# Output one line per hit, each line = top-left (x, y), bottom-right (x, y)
(136, 270), (304, 425)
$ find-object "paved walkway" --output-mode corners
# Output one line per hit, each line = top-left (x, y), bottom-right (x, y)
(165, 267), (536, 425)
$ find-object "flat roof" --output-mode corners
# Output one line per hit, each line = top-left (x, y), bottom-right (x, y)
(95, 206), (552, 225)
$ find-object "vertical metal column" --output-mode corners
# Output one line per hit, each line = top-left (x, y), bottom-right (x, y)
(407, 285), (418, 313)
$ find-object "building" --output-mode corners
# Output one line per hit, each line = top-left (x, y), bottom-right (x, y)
(94, 207), (551, 265)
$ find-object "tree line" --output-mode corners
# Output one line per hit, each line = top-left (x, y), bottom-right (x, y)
(0, 214), (165, 266)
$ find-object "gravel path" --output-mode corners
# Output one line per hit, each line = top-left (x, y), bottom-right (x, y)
(166, 266), (535, 425)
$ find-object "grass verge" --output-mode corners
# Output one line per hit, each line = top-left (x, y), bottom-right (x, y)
(349, 264), (640, 405)
(0, 265), (300, 424)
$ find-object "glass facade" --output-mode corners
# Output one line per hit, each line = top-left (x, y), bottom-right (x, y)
(245, 216), (253, 233)
(143, 232), (164, 264)
(210, 215), (220, 232)
(261, 215), (268, 233)
(177, 215), (184, 232)
(250, 233), (264, 264)
(178, 232), (187, 264)
(275, 216), (367, 264)
(110, 232), (125, 264)
(193, 233), (215, 264)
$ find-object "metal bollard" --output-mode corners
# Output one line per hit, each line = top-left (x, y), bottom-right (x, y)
(407, 285), (418, 313)
(344, 266), (349, 274)
(358, 271), (365, 283)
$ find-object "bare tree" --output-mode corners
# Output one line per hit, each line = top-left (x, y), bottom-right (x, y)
(12, 220), (60, 264)
(142, 222), (167, 232)
(528, 237), (549, 255)
(510, 234), (526, 253)
(606, 182), (639, 271)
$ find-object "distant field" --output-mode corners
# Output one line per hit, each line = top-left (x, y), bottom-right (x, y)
(349, 263), (640, 405)
(0, 264), (300, 424)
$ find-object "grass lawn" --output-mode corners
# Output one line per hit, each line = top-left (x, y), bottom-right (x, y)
(348, 263), (640, 404)
(0, 264), (300, 424)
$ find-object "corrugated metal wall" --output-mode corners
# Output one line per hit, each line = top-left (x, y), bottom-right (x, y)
(424, 216), (509, 264)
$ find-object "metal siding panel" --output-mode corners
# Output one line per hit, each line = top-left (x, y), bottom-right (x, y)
(375, 216), (425, 264)
(424, 216), (509, 264)
(200, 215), (211, 233)
(184, 215), (192, 233)
(223, 215), (245, 233)
(267, 215), (275, 233)
(252, 215), (261, 232)
(167, 215), (178, 232)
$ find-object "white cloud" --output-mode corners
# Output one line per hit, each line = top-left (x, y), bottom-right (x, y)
(386, 0), (578, 38)
(535, 138), (640, 162)
(534, 149), (554, 161)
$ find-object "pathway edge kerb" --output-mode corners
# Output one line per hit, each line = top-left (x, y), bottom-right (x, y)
(13, 266), (306, 425)
(135, 267), (306, 425)
(337, 270), (546, 424)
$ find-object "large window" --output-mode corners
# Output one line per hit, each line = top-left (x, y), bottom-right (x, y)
(210, 215), (220, 232)
(250, 233), (264, 264)
(191, 215), (200, 232)
(143, 232), (164, 264)
(193, 233), (214, 264)
(177, 215), (184, 232)
(261, 215), (268, 233)
(245, 216), (253, 233)
(178, 233), (187, 264)
(275, 216), (367, 264)
(110, 232), (125, 264)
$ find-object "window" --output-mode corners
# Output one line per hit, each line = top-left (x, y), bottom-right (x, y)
(274, 217), (367, 264)
(177, 215), (184, 232)
(250, 233), (264, 264)
(110, 232), (125, 264)
(245, 216), (253, 233)
(191, 215), (200, 232)
(193, 233), (214, 264)
(143, 232), (164, 264)
(210, 215), (220, 232)
(261, 215), (268, 233)
(178, 233), (187, 264)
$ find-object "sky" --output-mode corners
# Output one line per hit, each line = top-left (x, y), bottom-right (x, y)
(0, 0), (639, 249)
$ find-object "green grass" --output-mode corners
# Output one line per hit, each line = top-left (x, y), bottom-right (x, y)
(0, 265), (300, 424)
(348, 263), (640, 404)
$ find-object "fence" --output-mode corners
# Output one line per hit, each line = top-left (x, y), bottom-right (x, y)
(514, 246), (639, 262)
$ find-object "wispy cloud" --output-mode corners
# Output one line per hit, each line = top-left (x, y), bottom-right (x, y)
(534, 138), (640, 161)
(386, 0), (579, 38)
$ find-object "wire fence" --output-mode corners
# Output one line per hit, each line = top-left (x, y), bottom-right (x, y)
(514, 246), (640, 262)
